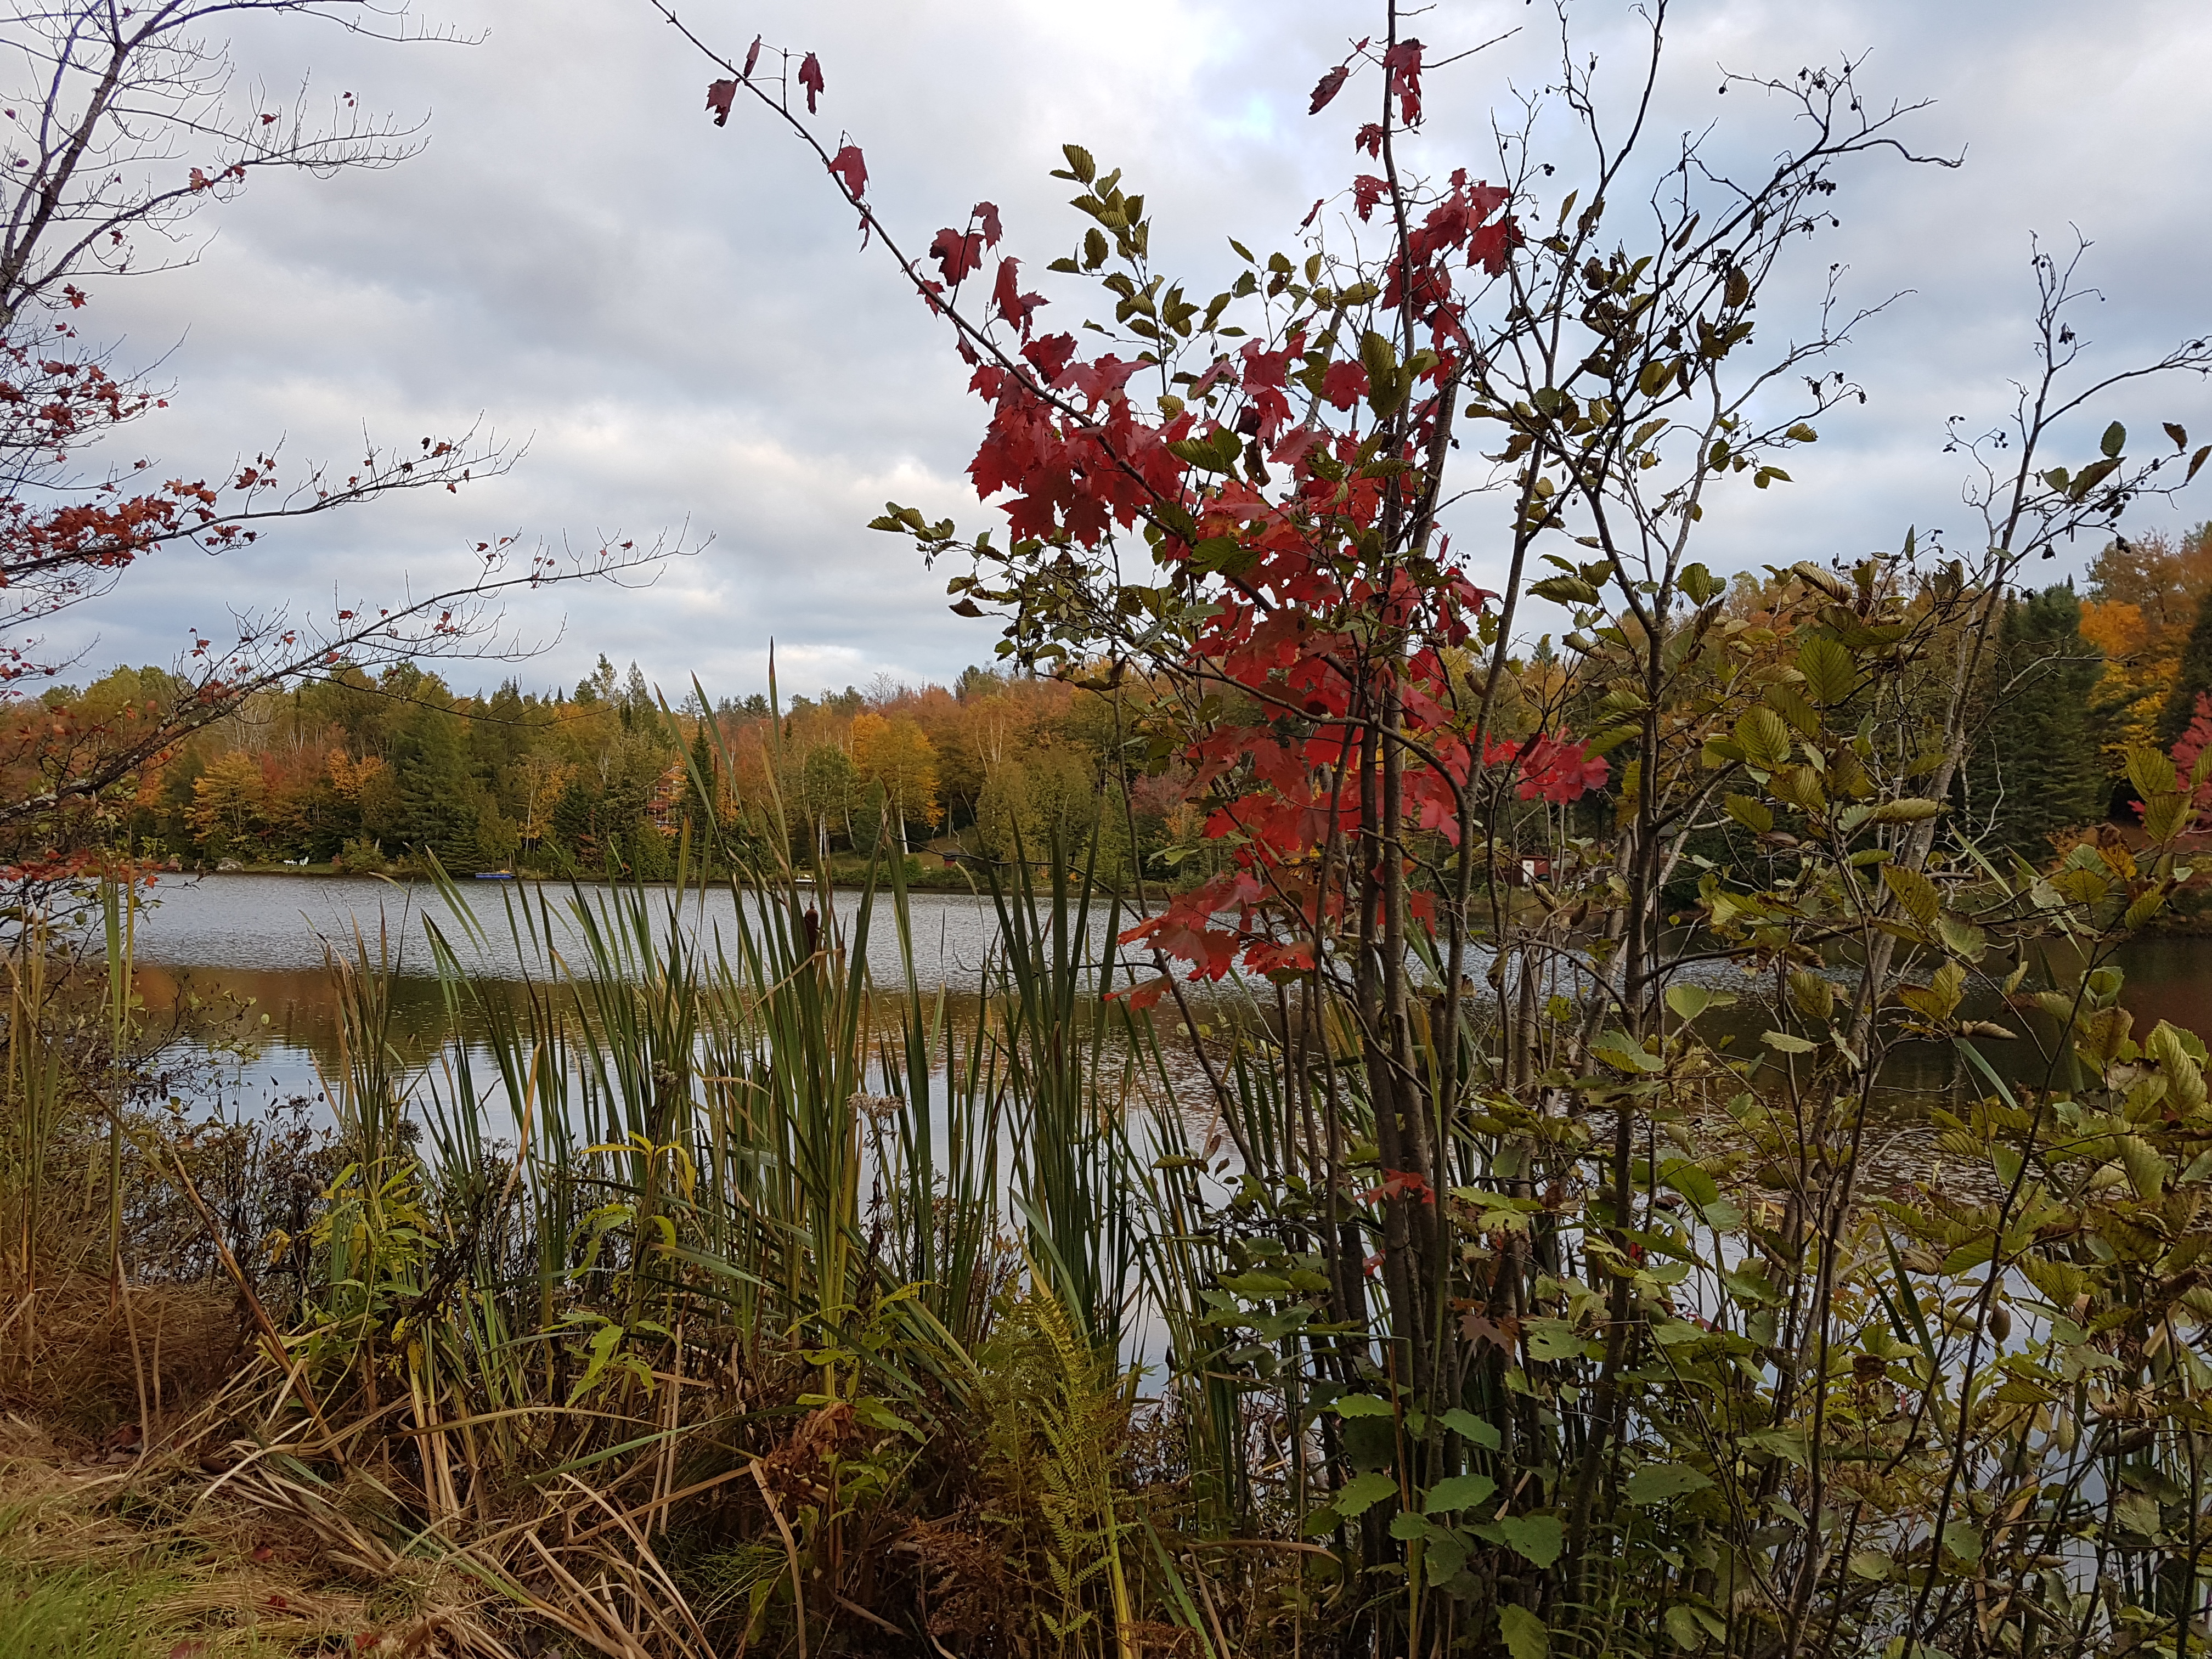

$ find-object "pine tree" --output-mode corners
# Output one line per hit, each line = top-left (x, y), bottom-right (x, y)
(2155, 586), (2212, 748)
(390, 705), (481, 873)
(1963, 584), (2108, 859)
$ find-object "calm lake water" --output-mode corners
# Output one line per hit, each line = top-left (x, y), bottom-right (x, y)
(123, 873), (1143, 1111)
(118, 873), (2212, 1122)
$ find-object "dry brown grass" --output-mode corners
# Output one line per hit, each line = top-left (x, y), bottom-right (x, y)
(0, 1385), (528, 1658)
(0, 1277), (246, 1451)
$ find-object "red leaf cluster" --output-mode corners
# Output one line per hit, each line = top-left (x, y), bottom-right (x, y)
(1384, 39), (1424, 125)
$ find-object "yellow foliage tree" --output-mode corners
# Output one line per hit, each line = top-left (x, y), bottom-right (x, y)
(2081, 524), (2212, 753)
(850, 712), (941, 852)
(187, 752), (266, 857)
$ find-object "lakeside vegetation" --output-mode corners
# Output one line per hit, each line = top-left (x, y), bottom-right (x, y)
(9, 2), (2212, 1657)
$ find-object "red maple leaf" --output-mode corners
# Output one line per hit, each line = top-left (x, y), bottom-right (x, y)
(1384, 38), (1424, 125)
(975, 201), (1003, 246)
(932, 228), (984, 284)
(742, 35), (763, 80)
(827, 144), (867, 199)
(1321, 360), (1369, 410)
(1309, 65), (1349, 114)
(1356, 122), (1385, 158)
(1352, 174), (1388, 221)
(706, 79), (737, 125)
(992, 256), (1046, 336)
(1468, 217), (1521, 276)
(798, 52), (825, 114)
(1022, 332), (1079, 383)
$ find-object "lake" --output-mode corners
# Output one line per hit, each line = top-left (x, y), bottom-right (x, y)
(118, 872), (2212, 1123)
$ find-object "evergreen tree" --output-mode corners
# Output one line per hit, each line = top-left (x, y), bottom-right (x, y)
(2155, 586), (2212, 748)
(1963, 584), (2107, 859)
(390, 704), (481, 872)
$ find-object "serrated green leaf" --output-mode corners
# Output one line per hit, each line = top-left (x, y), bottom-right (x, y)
(1764, 682), (1822, 737)
(1499, 1605), (1550, 1659)
(1332, 1471), (1400, 1517)
(1590, 1032), (1664, 1074)
(1425, 1472), (1498, 1514)
(1723, 792), (1774, 833)
(2127, 743), (2179, 801)
(1881, 864), (1939, 924)
(1735, 706), (1792, 770)
(1797, 636), (1855, 705)
(1497, 1514), (1566, 1568)
(1333, 1393), (1395, 1418)
(1531, 574), (1602, 606)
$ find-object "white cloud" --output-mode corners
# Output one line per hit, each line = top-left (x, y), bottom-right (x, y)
(31, 0), (2212, 699)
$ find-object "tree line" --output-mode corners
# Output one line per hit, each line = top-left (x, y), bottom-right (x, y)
(11, 653), (1216, 881)
(13, 516), (2208, 891)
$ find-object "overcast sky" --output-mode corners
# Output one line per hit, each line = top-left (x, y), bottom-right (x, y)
(33, 0), (2212, 704)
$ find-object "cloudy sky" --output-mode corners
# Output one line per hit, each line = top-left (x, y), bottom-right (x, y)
(32, 0), (2212, 704)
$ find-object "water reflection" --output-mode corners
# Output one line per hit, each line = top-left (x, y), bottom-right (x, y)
(125, 873), (2212, 1120)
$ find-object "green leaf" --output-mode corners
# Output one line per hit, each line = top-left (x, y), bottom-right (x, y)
(1589, 1032), (1664, 1074)
(1333, 1393), (1395, 1418)
(1723, 792), (1774, 833)
(1664, 1604), (1707, 1651)
(1936, 913), (1988, 962)
(1531, 574), (1603, 606)
(1880, 865), (1939, 925)
(1797, 635), (1855, 706)
(1847, 1549), (1894, 1581)
(1441, 1408), (1502, 1449)
(1499, 1605), (1550, 1659)
(2127, 743), (2179, 801)
(1666, 984), (1738, 1021)
(1761, 1030), (1816, 1054)
(1497, 1514), (1566, 1568)
(1734, 706), (1792, 771)
(1425, 1472), (1498, 1514)
(1333, 1471), (1400, 1517)
(1220, 1272), (1293, 1296)
(2102, 420), (2127, 459)
(1624, 1463), (1713, 1505)
(1060, 143), (1097, 183)
(1659, 1158), (1720, 1209)
(1523, 1318), (1585, 1361)
(1870, 798), (1942, 823)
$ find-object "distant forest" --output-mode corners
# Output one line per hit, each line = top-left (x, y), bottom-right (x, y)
(37, 652), (1192, 881)
(21, 525), (2212, 884)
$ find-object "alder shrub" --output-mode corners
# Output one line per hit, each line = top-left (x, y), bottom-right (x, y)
(670, 1), (2212, 1653)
